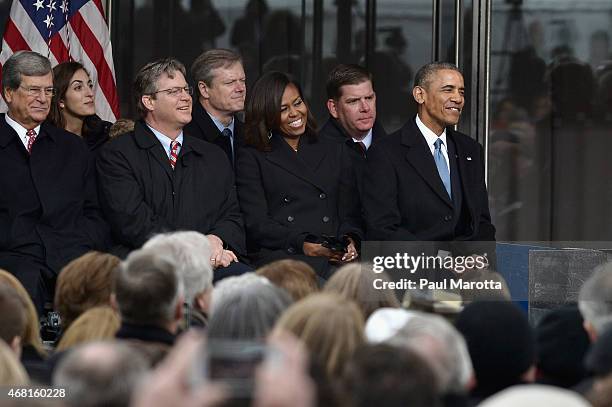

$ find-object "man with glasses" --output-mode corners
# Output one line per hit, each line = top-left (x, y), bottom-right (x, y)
(97, 58), (249, 281)
(0, 51), (109, 313)
(185, 49), (246, 168)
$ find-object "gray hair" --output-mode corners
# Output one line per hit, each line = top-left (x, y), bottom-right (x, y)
(133, 57), (186, 118)
(143, 231), (213, 305)
(578, 262), (612, 334)
(114, 249), (184, 325)
(2, 51), (51, 92)
(53, 341), (148, 407)
(208, 274), (292, 340)
(191, 48), (242, 87)
(387, 311), (473, 394)
(413, 61), (461, 89)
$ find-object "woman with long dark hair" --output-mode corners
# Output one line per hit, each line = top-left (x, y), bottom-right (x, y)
(47, 61), (111, 151)
(236, 71), (363, 278)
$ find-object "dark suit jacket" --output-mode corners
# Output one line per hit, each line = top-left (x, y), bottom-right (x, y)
(319, 116), (386, 161)
(235, 134), (363, 269)
(0, 114), (109, 272)
(184, 100), (244, 166)
(363, 117), (495, 241)
(96, 121), (246, 256)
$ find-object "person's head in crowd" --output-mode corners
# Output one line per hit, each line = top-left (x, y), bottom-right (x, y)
(143, 231), (213, 318)
(0, 340), (29, 386)
(585, 325), (612, 380)
(256, 259), (318, 301)
(535, 305), (590, 388)
(342, 343), (441, 407)
(244, 70), (317, 151)
(364, 307), (415, 344)
(191, 49), (246, 124)
(2, 50), (53, 129)
(113, 249), (183, 334)
(387, 311), (474, 397)
(324, 263), (399, 319)
(479, 384), (591, 407)
(579, 262), (612, 341)
(55, 251), (120, 330)
(325, 64), (377, 140)
(108, 118), (135, 138)
(0, 285), (26, 357)
(133, 57), (192, 137)
(47, 61), (95, 136)
(412, 61), (464, 135)
(458, 269), (511, 303)
(208, 274), (292, 340)
(275, 292), (364, 379)
(0, 270), (45, 357)
(56, 306), (121, 352)
(53, 341), (148, 407)
(455, 301), (536, 401)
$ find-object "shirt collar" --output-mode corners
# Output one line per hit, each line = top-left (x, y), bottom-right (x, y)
(146, 123), (184, 153)
(207, 111), (234, 136)
(416, 114), (447, 150)
(352, 128), (373, 149)
(5, 113), (41, 142)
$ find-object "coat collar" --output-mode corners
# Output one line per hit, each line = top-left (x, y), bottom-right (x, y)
(0, 114), (58, 149)
(265, 133), (328, 191)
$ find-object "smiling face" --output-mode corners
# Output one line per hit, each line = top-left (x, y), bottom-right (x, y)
(142, 70), (192, 138)
(327, 80), (376, 139)
(5, 72), (53, 128)
(413, 69), (465, 135)
(62, 69), (95, 119)
(278, 83), (308, 138)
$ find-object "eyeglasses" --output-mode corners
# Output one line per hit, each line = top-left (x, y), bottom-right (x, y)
(19, 85), (56, 97)
(149, 86), (193, 97)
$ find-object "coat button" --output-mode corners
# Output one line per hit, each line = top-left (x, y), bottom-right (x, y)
(319, 193), (326, 199)
(322, 216), (330, 223)
(283, 197), (291, 203)
(444, 215), (452, 221)
(287, 247), (296, 254)
(287, 216), (294, 222)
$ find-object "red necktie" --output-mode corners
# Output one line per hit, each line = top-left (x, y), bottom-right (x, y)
(169, 140), (180, 169)
(26, 128), (37, 154)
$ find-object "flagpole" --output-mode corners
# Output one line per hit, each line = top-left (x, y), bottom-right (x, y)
(106, 0), (113, 38)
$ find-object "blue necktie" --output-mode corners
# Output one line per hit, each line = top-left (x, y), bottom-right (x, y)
(434, 138), (451, 198)
(221, 128), (234, 166)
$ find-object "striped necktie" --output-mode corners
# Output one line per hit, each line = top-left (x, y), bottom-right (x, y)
(169, 140), (180, 169)
(26, 128), (37, 154)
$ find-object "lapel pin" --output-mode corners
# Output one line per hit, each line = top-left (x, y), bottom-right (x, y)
(466, 156), (472, 161)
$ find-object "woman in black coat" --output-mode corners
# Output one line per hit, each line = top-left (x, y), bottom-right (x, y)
(236, 71), (363, 277)
(47, 61), (111, 152)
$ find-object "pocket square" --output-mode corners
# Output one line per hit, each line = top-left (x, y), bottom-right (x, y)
(466, 156), (472, 161)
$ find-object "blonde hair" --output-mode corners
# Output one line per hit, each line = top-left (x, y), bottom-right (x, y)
(0, 270), (45, 356)
(324, 263), (400, 319)
(56, 306), (120, 352)
(0, 339), (29, 385)
(275, 292), (364, 378)
(256, 259), (319, 301)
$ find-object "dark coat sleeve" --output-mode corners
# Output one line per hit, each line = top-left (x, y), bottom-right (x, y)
(96, 143), (174, 249)
(363, 143), (418, 241)
(337, 144), (365, 241)
(236, 148), (310, 254)
(206, 165), (246, 256)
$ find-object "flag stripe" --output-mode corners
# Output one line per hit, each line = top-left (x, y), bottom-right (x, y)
(69, 11), (119, 118)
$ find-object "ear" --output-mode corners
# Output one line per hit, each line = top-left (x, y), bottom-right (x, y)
(10, 336), (22, 358)
(110, 293), (119, 312)
(198, 81), (210, 99)
(4, 87), (14, 104)
(584, 320), (598, 343)
(520, 365), (536, 383)
(413, 86), (425, 104)
(195, 288), (212, 314)
(141, 94), (155, 112)
(326, 98), (339, 119)
(175, 294), (184, 322)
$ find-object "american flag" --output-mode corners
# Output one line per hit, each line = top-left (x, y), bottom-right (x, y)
(0, 0), (119, 122)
